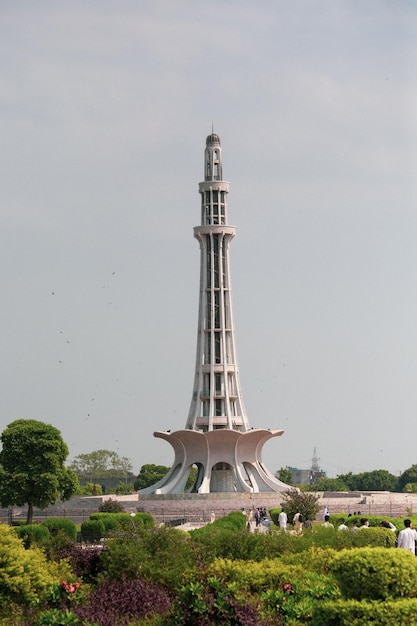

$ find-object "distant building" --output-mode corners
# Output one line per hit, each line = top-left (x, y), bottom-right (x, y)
(286, 448), (327, 486)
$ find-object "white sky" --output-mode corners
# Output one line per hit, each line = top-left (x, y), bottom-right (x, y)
(1, 1), (417, 478)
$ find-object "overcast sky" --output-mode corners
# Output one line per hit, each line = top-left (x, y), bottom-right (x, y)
(1, 1), (417, 479)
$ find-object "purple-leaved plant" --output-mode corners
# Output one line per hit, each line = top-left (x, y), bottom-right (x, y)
(74, 576), (172, 625)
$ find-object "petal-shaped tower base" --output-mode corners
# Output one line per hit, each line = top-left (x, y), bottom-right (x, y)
(138, 428), (291, 494)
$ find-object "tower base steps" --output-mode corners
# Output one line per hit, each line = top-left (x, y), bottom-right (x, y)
(137, 492), (284, 525)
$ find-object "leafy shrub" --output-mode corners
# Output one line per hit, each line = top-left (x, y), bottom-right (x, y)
(98, 498), (124, 513)
(41, 518), (77, 542)
(115, 483), (132, 495)
(172, 575), (282, 626)
(131, 511), (154, 526)
(14, 524), (51, 548)
(77, 482), (102, 496)
(0, 523), (71, 612)
(350, 527), (396, 548)
(81, 519), (105, 543)
(34, 608), (79, 625)
(74, 576), (172, 626)
(280, 489), (320, 523)
(269, 508), (281, 526)
(327, 514), (401, 530)
(205, 557), (339, 596)
(100, 523), (197, 589)
(191, 511), (246, 536)
(261, 573), (340, 624)
(88, 512), (154, 537)
(191, 527), (256, 561)
(89, 513), (123, 533)
(190, 522), (340, 563)
(281, 547), (339, 574)
(301, 525), (396, 550)
(311, 598), (417, 626)
(43, 579), (86, 611)
(330, 547), (417, 600)
(56, 544), (103, 584)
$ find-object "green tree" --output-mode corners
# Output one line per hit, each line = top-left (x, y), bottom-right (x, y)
(337, 471), (358, 490)
(277, 467), (292, 485)
(280, 488), (320, 523)
(357, 470), (398, 492)
(398, 464), (417, 492)
(313, 477), (349, 491)
(134, 464), (170, 490)
(69, 449), (133, 484)
(338, 470), (398, 492)
(0, 419), (79, 524)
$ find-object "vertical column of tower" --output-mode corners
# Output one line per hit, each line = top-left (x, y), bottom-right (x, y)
(186, 133), (250, 433)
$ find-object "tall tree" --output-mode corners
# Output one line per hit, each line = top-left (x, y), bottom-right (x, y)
(338, 469), (398, 492)
(0, 419), (79, 524)
(69, 450), (133, 484)
(134, 464), (170, 491)
(313, 477), (349, 492)
(280, 488), (320, 523)
(277, 467), (292, 485)
(398, 464), (417, 492)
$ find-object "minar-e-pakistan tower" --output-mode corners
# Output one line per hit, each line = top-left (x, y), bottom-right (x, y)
(139, 132), (290, 494)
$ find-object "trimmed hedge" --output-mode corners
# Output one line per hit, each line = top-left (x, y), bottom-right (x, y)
(324, 513), (405, 531)
(81, 519), (105, 543)
(269, 507), (281, 526)
(89, 513), (123, 533)
(311, 598), (417, 626)
(14, 524), (51, 548)
(41, 517), (77, 541)
(330, 547), (417, 600)
(89, 512), (154, 533)
(205, 557), (340, 596)
(190, 511), (247, 537)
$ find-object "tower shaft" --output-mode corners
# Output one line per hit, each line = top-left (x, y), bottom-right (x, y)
(186, 133), (249, 433)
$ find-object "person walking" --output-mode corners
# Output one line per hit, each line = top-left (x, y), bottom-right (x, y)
(293, 512), (303, 534)
(397, 519), (417, 554)
(278, 509), (287, 531)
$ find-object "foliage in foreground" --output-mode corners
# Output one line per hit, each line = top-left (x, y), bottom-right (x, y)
(311, 598), (417, 626)
(170, 574), (283, 626)
(5, 511), (417, 625)
(99, 522), (198, 588)
(0, 524), (71, 613)
(74, 576), (172, 626)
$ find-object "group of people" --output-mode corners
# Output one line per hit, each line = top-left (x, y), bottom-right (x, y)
(277, 506), (417, 553)
(278, 509), (312, 533)
(244, 507), (271, 533)
(322, 512), (417, 554)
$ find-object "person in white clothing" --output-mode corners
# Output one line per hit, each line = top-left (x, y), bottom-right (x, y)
(397, 519), (417, 554)
(278, 510), (287, 531)
(293, 512), (303, 534)
(338, 518), (348, 531)
(322, 515), (334, 529)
